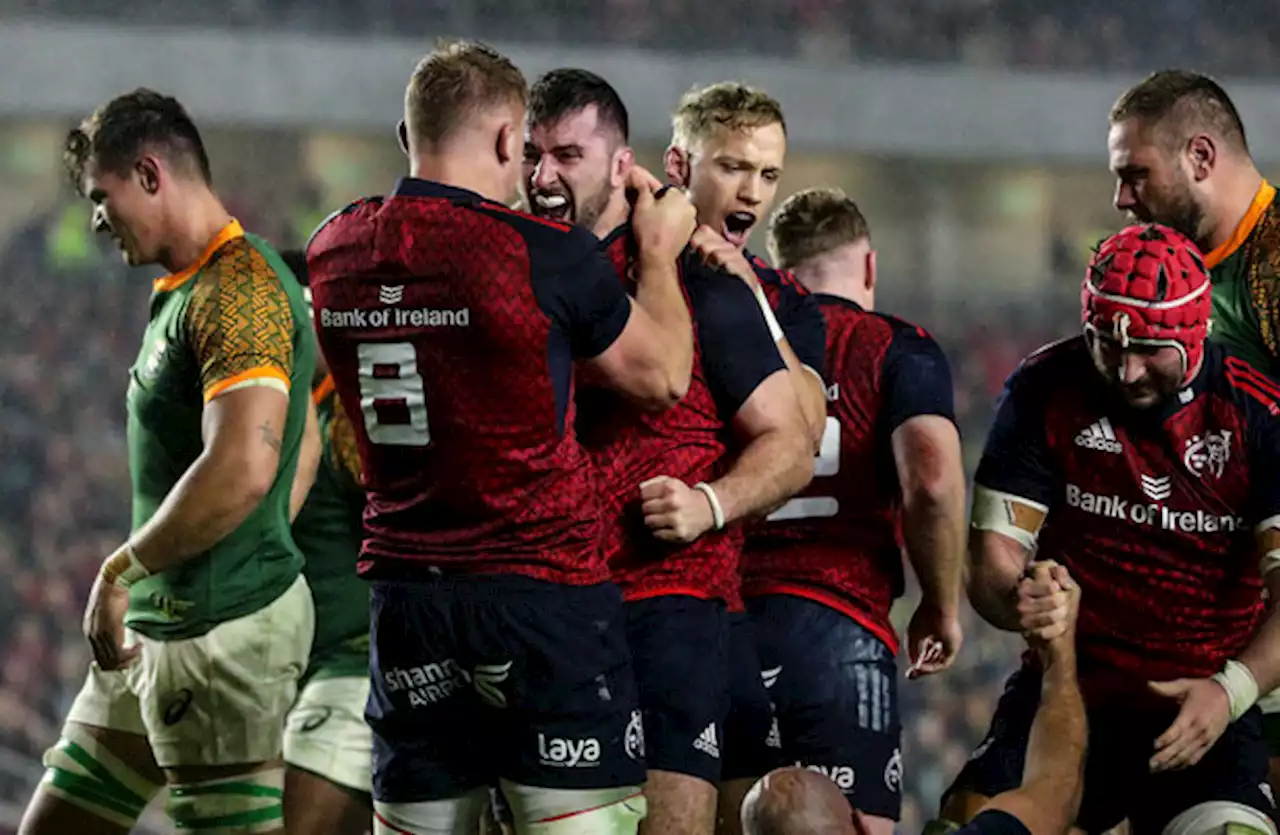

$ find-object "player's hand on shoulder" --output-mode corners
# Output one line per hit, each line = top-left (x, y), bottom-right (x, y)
(906, 601), (964, 679)
(639, 475), (716, 544)
(690, 226), (760, 290)
(628, 166), (697, 266)
(1017, 560), (1079, 646)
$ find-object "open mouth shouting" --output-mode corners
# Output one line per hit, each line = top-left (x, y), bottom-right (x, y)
(721, 211), (757, 247)
(531, 188), (574, 223)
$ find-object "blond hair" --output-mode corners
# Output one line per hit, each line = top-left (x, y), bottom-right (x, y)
(405, 39), (527, 147)
(670, 82), (785, 149)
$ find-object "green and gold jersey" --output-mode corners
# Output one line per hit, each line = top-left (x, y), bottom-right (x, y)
(126, 220), (317, 640)
(293, 375), (369, 681)
(1207, 180), (1280, 373)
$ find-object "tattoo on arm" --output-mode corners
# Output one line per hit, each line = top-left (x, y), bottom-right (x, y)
(259, 421), (282, 453)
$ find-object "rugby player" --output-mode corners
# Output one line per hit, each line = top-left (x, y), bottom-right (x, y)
(662, 83), (829, 832)
(525, 69), (814, 835)
(1108, 70), (1280, 784)
(945, 224), (1280, 834)
(307, 41), (697, 835)
(742, 562), (1085, 835)
(742, 187), (966, 835)
(21, 89), (318, 835)
(277, 251), (373, 835)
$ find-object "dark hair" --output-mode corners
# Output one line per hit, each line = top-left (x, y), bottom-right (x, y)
(64, 88), (211, 193)
(529, 68), (629, 142)
(405, 39), (527, 148)
(1110, 69), (1248, 153)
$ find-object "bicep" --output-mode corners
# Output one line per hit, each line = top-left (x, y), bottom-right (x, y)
(201, 386), (290, 472)
(531, 238), (633, 360)
(729, 369), (807, 443)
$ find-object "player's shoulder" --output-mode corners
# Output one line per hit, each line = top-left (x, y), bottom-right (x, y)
(472, 200), (600, 273)
(1204, 341), (1280, 418)
(199, 231), (277, 290)
(307, 196), (384, 250)
(746, 251), (809, 296)
(1008, 335), (1089, 390)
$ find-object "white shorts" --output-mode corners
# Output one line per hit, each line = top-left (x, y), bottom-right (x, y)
(66, 574), (315, 768)
(284, 674), (372, 794)
(1259, 687), (1280, 715)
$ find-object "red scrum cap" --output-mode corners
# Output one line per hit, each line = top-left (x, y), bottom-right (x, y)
(1082, 223), (1211, 387)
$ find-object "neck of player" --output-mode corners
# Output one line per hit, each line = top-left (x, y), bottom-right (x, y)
(593, 190), (633, 239)
(160, 188), (234, 275)
(411, 151), (508, 205)
(1205, 165), (1266, 255)
(793, 246), (874, 310)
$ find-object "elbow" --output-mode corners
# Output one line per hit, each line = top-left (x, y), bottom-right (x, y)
(902, 468), (964, 516)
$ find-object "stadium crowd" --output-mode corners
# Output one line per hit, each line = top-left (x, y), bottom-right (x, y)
(0, 188), (1051, 831)
(5, 0), (1280, 74)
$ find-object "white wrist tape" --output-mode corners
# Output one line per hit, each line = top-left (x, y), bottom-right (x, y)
(1261, 549), (1280, 578)
(753, 286), (785, 343)
(102, 542), (151, 590)
(693, 482), (726, 531)
(1212, 659), (1259, 722)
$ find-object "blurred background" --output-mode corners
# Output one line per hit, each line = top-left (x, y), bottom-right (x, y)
(2, 1), (1279, 832)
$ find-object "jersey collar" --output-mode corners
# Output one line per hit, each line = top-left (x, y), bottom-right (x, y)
(1204, 179), (1275, 269)
(813, 292), (864, 313)
(393, 177), (485, 204)
(153, 218), (244, 293)
(1153, 341), (1216, 423)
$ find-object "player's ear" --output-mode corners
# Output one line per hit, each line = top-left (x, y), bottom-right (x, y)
(612, 145), (635, 188)
(496, 121), (518, 166)
(1187, 133), (1216, 182)
(136, 156), (161, 195)
(663, 145), (688, 188)
(396, 120), (409, 156)
(865, 248), (877, 292)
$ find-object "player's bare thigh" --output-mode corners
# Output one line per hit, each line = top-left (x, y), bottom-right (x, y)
(284, 765), (371, 835)
(642, 770), (718, 835)
(19, 722), (163, 835)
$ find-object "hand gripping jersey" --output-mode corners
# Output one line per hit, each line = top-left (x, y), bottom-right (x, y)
(575, 225), (786, 604)
(977, 337), (1280, 689)
(307, 178), (635, 585)
(292, 375), (368, 681)
(742, 297), (956, 653)
(126, 220), (315, 639)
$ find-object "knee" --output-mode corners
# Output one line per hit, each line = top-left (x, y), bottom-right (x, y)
(166, 766), (284, 833)
(501, 781), (647, 835)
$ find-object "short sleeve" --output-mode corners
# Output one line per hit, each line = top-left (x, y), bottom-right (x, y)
(769, 272), (827, 373)
(527, 226), (632, 359)
(184, 239), (294, 403)
(973, 360), (1055, 508)
(684, 259), (787, 417)
(881, 325), (957, 433)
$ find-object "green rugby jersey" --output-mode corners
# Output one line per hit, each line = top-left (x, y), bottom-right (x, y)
(1207, 181), (1280, 373)
(126, 220), (317, 639)
(293, 375), (369, 681)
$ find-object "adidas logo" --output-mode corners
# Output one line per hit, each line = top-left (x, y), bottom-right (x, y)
(1074, 417), (1122, 454)
(693, 723), (721, 759)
